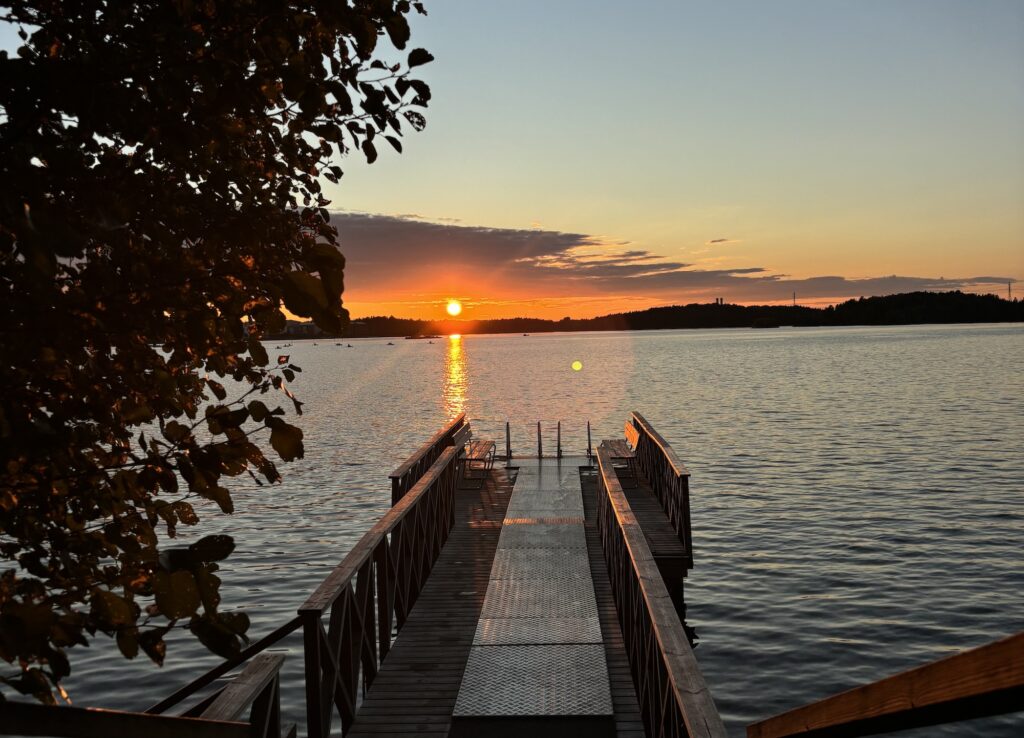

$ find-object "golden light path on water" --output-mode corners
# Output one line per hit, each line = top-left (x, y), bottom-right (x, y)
(443, 333), (467, 417)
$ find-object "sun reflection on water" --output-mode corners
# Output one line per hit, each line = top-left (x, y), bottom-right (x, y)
(443, 334), (467, 417)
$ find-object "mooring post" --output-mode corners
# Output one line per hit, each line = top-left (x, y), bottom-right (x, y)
(537, 421), (542, 458)
(587, 420), (592, 460)
(505, 420), (511, 463)
(557, 421), (562, 458)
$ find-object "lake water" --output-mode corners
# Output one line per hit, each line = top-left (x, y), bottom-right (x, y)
(64, 323), (1023, 736)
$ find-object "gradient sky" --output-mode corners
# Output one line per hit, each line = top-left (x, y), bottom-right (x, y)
(3, 2), (1022, 319)
(331, 0), (1024, 319)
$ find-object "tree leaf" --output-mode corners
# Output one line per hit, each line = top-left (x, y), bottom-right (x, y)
(91, 591), (135, 628)
(269, 420), (304, 461)
(189, 535), (235, 563)
(408, 48), (434, 67)
(153, 570), (201, 620)
(362, 139), (377, 164)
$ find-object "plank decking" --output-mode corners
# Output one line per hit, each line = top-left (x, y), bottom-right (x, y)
(346, 459), (646, 737)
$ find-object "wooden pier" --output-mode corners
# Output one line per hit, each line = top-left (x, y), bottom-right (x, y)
(2, 412), (1022, 738)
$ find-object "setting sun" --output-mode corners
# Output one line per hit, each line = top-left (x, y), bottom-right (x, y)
(446, 299), (463, 316)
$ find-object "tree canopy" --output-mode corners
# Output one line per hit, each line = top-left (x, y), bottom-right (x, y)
(0, 0), (431, 701)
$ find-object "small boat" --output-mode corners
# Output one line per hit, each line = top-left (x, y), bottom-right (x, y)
(387, 342), (395, 346)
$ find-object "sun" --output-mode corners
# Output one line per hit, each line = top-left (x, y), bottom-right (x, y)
(446, 299), (463, 316)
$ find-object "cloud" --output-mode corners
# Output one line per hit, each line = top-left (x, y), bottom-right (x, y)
(331, 212), (1014, 316)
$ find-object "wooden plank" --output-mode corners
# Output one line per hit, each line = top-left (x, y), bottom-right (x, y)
(389, 413), (466, 480)
(630, 411), (689, 477)
(596, 447), (726, 738)
(200, 652), (284, 722)
(747, 631), (1024, 738)
(346, 467), (515, 738)
(0, 701), (249, 738)
(146, 616), (302, 715)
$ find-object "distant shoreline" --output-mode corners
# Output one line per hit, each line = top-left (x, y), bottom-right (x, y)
(271, 291), (1022, 340)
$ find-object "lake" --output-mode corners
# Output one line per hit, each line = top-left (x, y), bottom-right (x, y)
(64, 323), (1024, 736)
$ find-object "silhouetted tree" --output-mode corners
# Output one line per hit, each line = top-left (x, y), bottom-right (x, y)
(0, 0), (431, 700)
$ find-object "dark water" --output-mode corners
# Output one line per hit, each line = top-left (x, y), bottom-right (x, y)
(62, 323), (1023, 735)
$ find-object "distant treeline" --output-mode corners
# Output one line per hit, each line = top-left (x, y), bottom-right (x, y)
(283, 291), (1024, 339)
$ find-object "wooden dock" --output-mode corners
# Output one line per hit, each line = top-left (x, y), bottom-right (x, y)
(3, 412), (1021, 738)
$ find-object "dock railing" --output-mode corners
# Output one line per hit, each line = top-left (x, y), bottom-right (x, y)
(137, 442), (462, 737)
(389, 411), (466, 504)
(747, 630), (1024, 738)
(628, 411), (694, 569)
(300, 446), (461, 738)
(595, 446), (726, 738)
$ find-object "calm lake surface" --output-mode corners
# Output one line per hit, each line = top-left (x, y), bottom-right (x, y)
(65, 323), (1023, 736)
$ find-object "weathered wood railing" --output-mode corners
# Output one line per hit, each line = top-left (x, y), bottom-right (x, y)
(747, 630), (1024, 738)
(628, 411), (693, 569)
(389, 411), (466, 504)
(0, 700), (251, 738)
(595, 446), (726, 738)
(300, 446), (461, 738)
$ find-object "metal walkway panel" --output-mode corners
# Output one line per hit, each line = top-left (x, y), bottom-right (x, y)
(489, 548), (592, 580)
(474, 616), (603, 645)
(505, 489), (584, 514)
(453, 644), (613, 716)
(480, 578), (598, 619)
(496, 522), (587, 549)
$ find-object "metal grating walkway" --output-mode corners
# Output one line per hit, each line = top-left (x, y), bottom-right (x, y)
(451, 457), (615, 737)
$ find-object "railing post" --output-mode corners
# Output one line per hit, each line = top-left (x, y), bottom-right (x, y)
(557, 421), (562, 458)
(537, 421), (542, 458)
(587, 421), (592, 460)
(302, 611), (324, 738)
(505, 420), (511, 463)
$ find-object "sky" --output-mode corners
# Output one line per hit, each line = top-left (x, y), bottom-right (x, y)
(3, 2), (1022, 319)
(330, 0), (1024, 319)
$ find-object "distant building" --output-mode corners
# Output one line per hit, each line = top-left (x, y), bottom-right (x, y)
(283, 320), (321, 337)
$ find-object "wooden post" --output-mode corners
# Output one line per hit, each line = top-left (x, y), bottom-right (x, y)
(557, 421), (562, 458)
(537, 421), (542, 458)
(505, 420), (511, 463)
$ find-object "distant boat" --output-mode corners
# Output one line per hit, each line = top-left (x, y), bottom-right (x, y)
(387, 342), (395, 345)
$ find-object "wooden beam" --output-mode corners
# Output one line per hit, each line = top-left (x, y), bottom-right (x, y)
(200, 652), (285, 723)
(389, 413), (465, 480)
(300, 447), (459, 614)
(0, 701), (249, 738)
(747, 631), (1024, 738)
(596, 447), (726, 738)
(146, 615), (301, 715)
(630, 411), (689, 477)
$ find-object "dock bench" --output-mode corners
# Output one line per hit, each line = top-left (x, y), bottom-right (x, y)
(450, 424), (495, 485)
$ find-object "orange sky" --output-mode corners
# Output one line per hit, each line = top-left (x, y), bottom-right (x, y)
(332, 213), (1017, 321)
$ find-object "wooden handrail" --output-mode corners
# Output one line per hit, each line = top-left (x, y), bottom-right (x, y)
(747, 630), (1024, 738)
(389, 412), (466, 504)
(628, 411), (694, 568)
(301, 446), (461, 737)
(0, 701), (249, 738)
(631, 411), (690, 477)
(146, 615), (302, 715)
(596, 447), (726, 738)
(301, 446), (458, 614)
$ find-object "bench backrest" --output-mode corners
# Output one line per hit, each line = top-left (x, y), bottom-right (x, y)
(623, 420), (640, 450)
